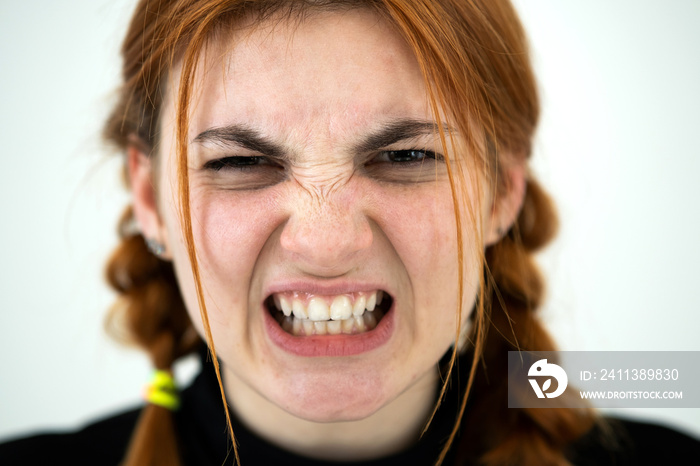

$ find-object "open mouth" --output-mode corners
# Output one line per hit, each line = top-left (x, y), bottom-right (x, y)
(265, 290), (393, 336)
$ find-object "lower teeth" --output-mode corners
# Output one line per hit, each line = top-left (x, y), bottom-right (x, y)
(276, 310), (383, 336)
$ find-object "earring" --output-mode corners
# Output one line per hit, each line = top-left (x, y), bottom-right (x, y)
(146, 238), (166, 256)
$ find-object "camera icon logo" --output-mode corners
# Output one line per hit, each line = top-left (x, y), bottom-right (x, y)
(528, 359), (568, 399)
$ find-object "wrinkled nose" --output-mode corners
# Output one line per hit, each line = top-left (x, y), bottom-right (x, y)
(279, 194), (373, 275)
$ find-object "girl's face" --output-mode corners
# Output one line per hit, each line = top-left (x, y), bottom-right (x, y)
(136, 9), (508, 423)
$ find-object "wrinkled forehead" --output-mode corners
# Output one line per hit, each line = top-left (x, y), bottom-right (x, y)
(163, 7), (432, 147)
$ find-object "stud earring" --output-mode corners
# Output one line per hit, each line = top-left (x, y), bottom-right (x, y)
(146, 238), (166, 256)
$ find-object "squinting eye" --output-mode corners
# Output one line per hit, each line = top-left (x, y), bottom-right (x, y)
(383, 150), (436, 163)
(369, 149), (441, 166)
(363, 148), (444, 183)
(203, 156), (267, 171)
(199, 155), (286, 190)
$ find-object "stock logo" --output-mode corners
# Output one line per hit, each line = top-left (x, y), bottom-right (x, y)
(528, 359), (568, 398)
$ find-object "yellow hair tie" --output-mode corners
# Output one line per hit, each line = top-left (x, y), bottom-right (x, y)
(143, 370), (180, 411)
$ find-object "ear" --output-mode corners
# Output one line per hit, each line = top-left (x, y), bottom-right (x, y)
(127, 142), (171, 259)
(484, 160), (527, 246)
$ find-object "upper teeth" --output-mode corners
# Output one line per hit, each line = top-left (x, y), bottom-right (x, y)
(272, 290), (384, 321)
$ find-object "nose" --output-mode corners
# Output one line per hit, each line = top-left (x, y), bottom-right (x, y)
(279, 190), (373, 275)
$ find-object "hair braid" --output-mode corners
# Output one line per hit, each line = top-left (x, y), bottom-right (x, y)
(455, 180), (596, 466)
(105, 206), (201, 466)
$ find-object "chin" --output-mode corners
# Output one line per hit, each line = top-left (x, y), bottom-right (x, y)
(271, 365), (391, 423)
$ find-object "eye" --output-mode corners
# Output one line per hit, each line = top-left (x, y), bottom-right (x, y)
(203, 156), (270, 171)
(363, 149), (445, 183)
(372, 149), (438, 164)
(199, 155), (286, 190)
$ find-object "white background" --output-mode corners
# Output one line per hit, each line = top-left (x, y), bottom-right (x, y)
(1, 0), (699, 441)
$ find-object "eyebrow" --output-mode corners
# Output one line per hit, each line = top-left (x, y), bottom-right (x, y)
(193, 124), (285, 159)
(354, 119), (453, 154)
(192, 118), (452, 160)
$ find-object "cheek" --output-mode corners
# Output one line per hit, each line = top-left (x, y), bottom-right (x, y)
(192, 189), (275, 256)
(370, 182), (462, 344)
(369, 180), (481, 344)
(175, 188), (284, 325)
(371, 183), (457, 286)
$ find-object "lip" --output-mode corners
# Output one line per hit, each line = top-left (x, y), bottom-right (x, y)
(262, 281), (395, 357)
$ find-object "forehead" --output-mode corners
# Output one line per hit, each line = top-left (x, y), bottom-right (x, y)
(182, 8), (429, 143)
